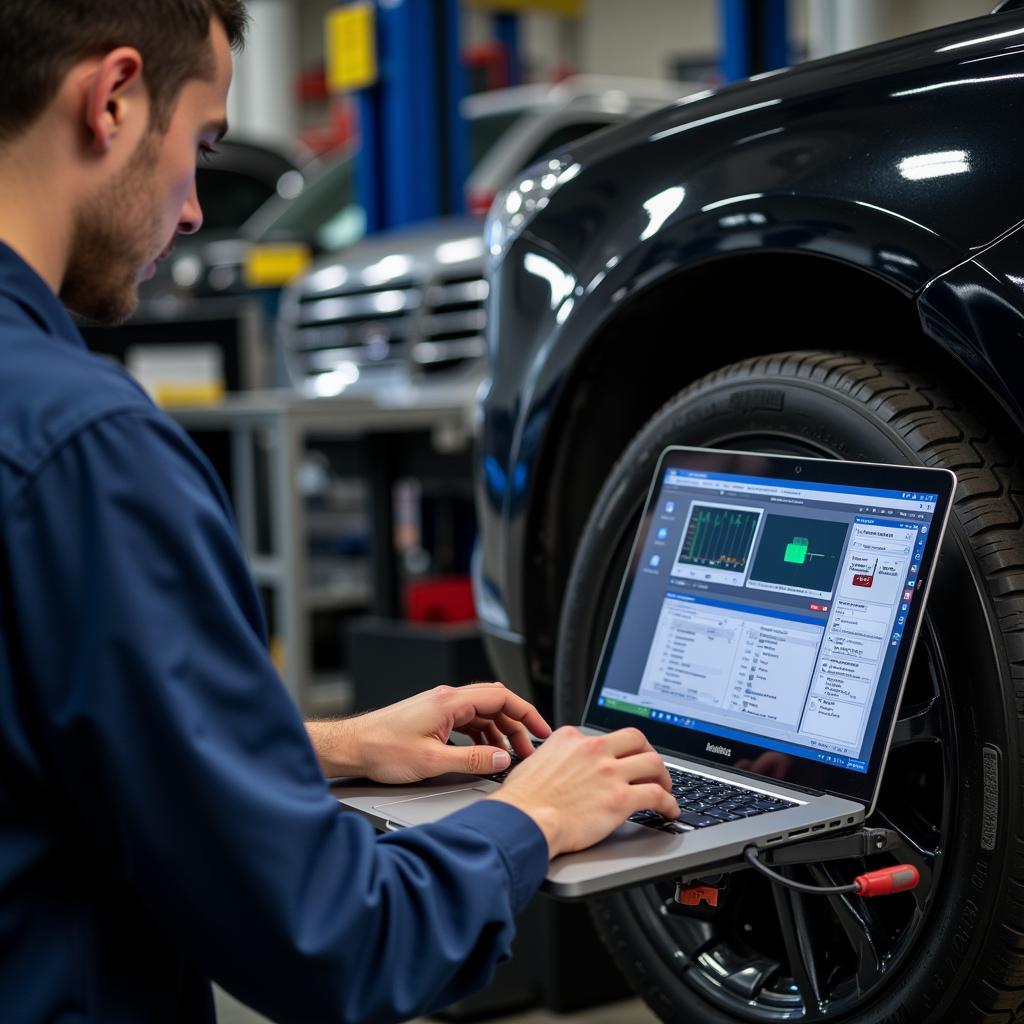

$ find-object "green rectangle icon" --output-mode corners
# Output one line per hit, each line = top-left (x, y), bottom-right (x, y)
(784, 537), (809, 564)
(602, 698), (651, 718)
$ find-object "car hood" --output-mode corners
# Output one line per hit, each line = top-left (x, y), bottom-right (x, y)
(542, 8), (1024, 268)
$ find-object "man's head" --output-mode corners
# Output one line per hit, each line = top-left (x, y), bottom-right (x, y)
(0, 2), (247, 323)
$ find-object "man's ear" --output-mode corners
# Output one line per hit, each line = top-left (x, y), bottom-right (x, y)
(82, 48), (146, 153)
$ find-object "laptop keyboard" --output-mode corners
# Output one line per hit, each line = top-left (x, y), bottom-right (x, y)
(486, 752), (523, 783)
(631, 766), (798, 833)
(486, 757), (796, 832)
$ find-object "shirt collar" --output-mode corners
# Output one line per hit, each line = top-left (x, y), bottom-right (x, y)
(0, 240), (86, 348)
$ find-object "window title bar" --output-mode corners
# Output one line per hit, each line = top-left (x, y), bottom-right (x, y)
(663, 469), (937, 513)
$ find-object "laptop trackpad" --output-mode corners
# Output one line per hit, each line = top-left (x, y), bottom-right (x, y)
(373, 788), (490, 824)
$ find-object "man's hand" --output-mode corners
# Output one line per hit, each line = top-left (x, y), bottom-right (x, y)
(487, 726), (679, 858)
(306, 682), (552, 784)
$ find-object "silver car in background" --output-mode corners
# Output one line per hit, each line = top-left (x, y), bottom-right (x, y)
(279, 76), (699, 399)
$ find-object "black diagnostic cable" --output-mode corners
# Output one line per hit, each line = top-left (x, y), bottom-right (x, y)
(743, 845), (920, 897)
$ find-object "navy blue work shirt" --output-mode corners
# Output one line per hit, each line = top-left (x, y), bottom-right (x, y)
(0, 242), (548, 1023)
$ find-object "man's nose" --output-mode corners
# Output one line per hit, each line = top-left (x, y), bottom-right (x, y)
(178, 182), (204, 235)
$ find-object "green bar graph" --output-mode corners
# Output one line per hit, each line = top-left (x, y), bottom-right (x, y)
(677, 504), (759, 574)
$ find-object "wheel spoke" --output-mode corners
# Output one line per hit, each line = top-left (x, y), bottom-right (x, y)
(871, 811), (936, 909)
(890, 695), (943, 748)
(645, 890), (712, 973)
(807, 863), (883, 992)
(770, 873), (825, 1018)
(700, 943), (784, 1001)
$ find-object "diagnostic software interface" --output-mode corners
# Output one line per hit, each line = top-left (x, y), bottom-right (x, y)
(595, 467), (939, 773)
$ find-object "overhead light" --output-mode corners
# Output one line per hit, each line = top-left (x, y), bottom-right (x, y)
(310, 363), (360, 397)
(523, 252), (575, 309)
(898, 150), (969, 180)
(486, 158), (582, 274)
(640, 186), (685, 241)
(373, 290), (408, 313)
(702, 193), (764, 213)
(276, 170), (305, 200)
(363, 254), (411, 286)
(892, 73), (1024, 97)
(649, 99), (781, 142)
(436, 237), (484, 265)
(936, 27), (1024, 52)
(171, 255), (203, 289)
(307, 265), (348, 293)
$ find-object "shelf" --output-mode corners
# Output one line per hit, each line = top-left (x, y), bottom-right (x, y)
(303, 675), (354, 717)
(249, 555), (284, 585)
(305, 581), (373, 611)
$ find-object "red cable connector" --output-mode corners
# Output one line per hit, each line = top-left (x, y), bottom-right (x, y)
(675, 884), (720, 907)
(853, 864), (920, 897)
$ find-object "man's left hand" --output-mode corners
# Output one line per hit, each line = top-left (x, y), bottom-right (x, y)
(306, 682), (552, 783)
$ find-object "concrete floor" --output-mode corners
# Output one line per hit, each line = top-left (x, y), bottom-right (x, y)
(213, 986), (660, 1024)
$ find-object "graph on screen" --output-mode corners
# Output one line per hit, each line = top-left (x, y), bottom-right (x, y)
(675, 503), (762, 575)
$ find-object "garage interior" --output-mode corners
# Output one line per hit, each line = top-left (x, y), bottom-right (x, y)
(73, 1), (1016, 1023)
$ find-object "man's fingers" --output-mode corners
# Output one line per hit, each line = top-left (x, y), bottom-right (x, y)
(504, 725), (535, 759)
(436, 743), (511, 775)
(447, 683), (552, 740)
(601, 727), (655, 758)
(617, 751), (672, 790)
(629, 783), (680, 819)
(479, 720), (508, 749)
(462, 711), (534, 758)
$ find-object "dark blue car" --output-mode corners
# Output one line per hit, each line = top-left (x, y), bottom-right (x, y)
(476, 5), (1024, 1022)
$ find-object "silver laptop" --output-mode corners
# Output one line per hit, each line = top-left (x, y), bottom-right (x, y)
(332, 446), (956, 898)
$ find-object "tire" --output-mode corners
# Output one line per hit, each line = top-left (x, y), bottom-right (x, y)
(554, 352), (1024, 1024)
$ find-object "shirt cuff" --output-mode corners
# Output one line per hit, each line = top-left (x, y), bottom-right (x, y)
(444, 800), (549, 913)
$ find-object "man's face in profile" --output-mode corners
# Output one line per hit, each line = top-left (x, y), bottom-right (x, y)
(60, 18), (233, 325)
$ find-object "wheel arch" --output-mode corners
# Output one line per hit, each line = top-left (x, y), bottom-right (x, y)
(517, 250), (1018, 688)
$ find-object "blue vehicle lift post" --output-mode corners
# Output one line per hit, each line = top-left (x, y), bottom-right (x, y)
(720, 0), (789, 83)
(351, 0), (468, 233)
(493, 12), (521, 87)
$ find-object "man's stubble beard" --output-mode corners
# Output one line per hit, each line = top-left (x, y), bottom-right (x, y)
(60, 132), (167, 326)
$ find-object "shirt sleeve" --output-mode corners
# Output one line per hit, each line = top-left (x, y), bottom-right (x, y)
(3, 408), (548, 1024)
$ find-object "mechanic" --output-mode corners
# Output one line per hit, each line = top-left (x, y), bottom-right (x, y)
(0, 2), (680, 1021)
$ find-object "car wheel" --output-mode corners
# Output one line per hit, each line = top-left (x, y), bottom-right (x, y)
(554, 351), (1024, 1023)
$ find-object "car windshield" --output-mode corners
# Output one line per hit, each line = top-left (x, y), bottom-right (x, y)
(251, 156), (363, 251)
(246, 104), (532, 252)
(198, 169), (279, 232)
(470, 110), (527, 170)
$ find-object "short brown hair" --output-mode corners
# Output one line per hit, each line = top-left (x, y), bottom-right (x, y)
(0, 1), (248, 141)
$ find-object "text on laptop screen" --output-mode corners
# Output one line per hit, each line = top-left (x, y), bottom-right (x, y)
(593, 468), (939, 774)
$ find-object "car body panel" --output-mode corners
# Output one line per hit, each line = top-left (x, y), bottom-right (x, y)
(476, 9), (1024, 662)
(467, 75), (695, 203)
(918, 221), (1024, 430)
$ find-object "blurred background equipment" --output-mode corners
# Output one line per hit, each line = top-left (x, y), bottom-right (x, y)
(277, 74), (699, 402)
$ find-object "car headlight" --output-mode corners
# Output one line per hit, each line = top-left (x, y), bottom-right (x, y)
(485, 156), (582, 276)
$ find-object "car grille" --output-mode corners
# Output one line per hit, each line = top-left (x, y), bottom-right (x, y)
(415, 276), (488, 373)
(287, 274), (488, 387)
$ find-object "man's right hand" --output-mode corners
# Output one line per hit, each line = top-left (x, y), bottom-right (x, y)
(486, 726), (679, 858)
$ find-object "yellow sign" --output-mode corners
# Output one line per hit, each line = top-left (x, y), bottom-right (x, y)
(244, 243), (313, 289)
(466, 0), (583, 16)
(153, 382), (226, 408)
(325, 3), (378, 92)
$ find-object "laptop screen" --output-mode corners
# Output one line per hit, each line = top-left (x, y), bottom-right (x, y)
(583, 447), (956, 804)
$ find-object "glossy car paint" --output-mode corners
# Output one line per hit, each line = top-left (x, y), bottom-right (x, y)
(477, 10), (1024, 687)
